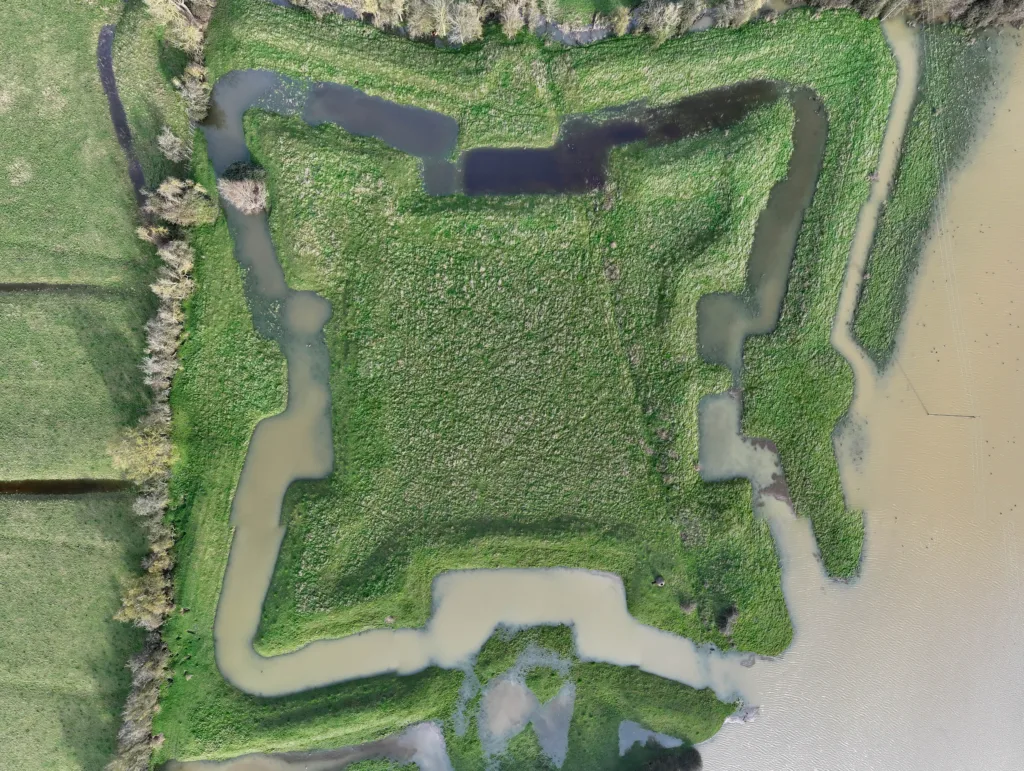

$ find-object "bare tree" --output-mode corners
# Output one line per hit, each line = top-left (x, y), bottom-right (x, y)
(157, 126), (190, 163)
(173, 64), (211, 123)
(610, 4), (631, 34)
(375, 0), (407, 27)
(451, 2), (484, 42)
(406, 0), (436, 36)
(143, 177), (217, 226)
(429, 0), (454, 36)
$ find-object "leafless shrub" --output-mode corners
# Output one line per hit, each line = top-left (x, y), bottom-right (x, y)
(144, 177), (217, 226)
(173, 64), (211, 123)
(610, 5), (631, 34)
(523, 0), (542, 30)
(115, 572), (174, 631)
(157, 126), (190, 163)
(501, 0), (525, 37)
(110, 425), (172, 485)
(292, 0), (337, 17)
(157, 239), (196, 275)
(216, 162), (269, 215)
(105, 635), (170, 771)
(217, 178), (268, 214)
(136, 224), (170, 245)
(451, 2), (484, 42)
(151, 268), (196, 302)
(637, 0), (682, 42)
(375, 0), (407, 27)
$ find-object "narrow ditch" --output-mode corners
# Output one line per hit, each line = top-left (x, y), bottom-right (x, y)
(0, 479), (132, 494)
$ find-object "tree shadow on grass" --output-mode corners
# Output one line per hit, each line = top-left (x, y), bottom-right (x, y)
(70, 294), (155, 430)
(57, 503), (147, 770)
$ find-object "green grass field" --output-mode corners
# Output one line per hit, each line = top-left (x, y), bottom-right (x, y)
(0, 495), (146, 770)
(0, 291), (149, 479)
(0, 1), (161, 767)
(0, 1), (151, 287)
(247, 100), (793, 657)
(0, 0), (155, 482)
(148, 0), (900, 765)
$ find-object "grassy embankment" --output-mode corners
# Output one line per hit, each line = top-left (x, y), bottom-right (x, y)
(146, 0), (896, 765)
(853, 26), (1002, 367)
(0, 0), (156, 767)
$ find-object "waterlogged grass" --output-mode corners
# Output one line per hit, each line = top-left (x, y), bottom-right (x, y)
(153, 0), (903, 762)
(854, 26), (1001, 367)
(0, 495), (146, 771)
(449, 626), (732, 770)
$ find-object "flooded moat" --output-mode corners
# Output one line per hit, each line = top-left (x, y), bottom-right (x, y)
(180, 19), (1021, 771)
(206, 69), (835, 702)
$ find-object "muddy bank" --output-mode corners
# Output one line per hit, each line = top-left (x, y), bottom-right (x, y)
(0, 479), (132, 494)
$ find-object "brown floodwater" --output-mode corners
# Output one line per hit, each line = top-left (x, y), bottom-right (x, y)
(701, 29), (1024, 771)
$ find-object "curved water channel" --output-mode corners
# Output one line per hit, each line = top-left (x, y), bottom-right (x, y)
(195, 18), (923, 766)
(208, 74), (828, 701)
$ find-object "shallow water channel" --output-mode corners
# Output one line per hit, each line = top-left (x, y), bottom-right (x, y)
(192, 18), (935, 768)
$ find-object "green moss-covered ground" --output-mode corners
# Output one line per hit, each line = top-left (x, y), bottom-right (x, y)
(146, 0), (903, 765)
